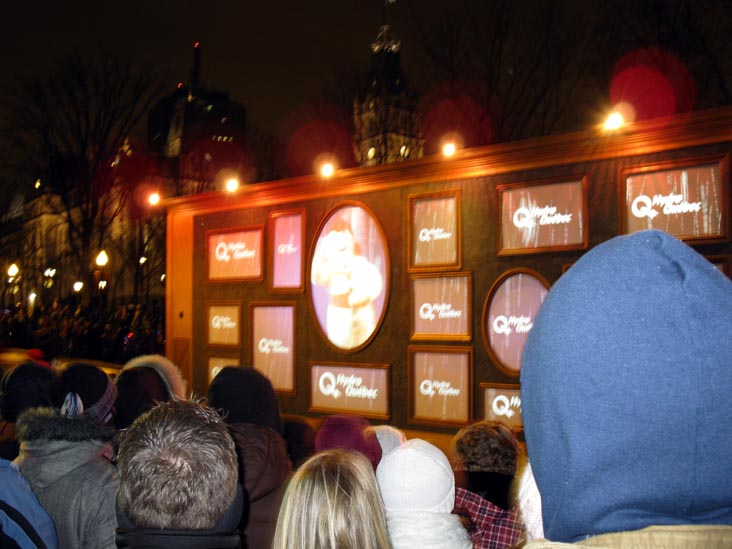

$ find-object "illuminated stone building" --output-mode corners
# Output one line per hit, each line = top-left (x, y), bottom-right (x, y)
(353, 23), (423, 167)
(148, 42), (248, 195)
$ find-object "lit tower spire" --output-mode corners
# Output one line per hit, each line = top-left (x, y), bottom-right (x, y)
(189, 41), (201, 96)
(352, 0), (423, 167)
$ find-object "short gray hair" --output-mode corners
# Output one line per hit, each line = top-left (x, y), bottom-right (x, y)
(117, 399), (238, 529)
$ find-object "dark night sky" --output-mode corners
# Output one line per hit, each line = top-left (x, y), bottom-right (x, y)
(2, 0), (437, 134)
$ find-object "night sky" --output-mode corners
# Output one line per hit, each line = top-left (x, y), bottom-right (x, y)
(2, 0), (437, 134)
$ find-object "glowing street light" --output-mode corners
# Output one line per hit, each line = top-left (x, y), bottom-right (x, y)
(603, 102), (634, 131)
(604, 111), (625, 131)
(73, 281), (84, 293)
(96, 250), (109, 267)
(225, 178), (239, 193)
(442, 142), (457, 157)
(148, 192), (161, 206)
(320, 162), (335, 178)
(7, 263), (19, 278)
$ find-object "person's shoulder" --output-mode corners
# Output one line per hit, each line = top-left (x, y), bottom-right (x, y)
(523, 525), (732, 549)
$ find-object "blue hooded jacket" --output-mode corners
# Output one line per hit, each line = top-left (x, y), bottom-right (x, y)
(0, 458), (58, 549)
(521, 229), (732, 542)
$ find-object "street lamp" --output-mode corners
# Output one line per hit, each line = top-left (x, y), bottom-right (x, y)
(148, 192), (161, 206)
(604, 111), (625, 131)
(7, 263), (19, 278)
(320, 162), (335, 178)
(225, 178), (239, 193)
(95, 250), (109, 268)
(603, 102), (634, 131)
(442, 142), (457, 157)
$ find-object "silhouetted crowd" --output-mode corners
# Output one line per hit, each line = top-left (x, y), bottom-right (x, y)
(0, 300), (165, 364)
(0, 356), (524, 549)
(1, 229), (731, 549)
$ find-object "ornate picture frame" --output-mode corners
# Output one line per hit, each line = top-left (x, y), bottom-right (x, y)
(408, 189), (462, 272)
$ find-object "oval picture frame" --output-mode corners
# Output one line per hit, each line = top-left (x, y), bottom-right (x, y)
(481, 268), (550, 376)
(309, 201), (390, 353)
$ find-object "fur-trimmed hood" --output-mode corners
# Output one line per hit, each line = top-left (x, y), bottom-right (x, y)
(16, 407), (115, 443)
(121, 355), (187, 400)
(15, 407), (116, 493)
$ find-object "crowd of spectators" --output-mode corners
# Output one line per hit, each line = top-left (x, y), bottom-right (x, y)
(0, 299), (165, 364)
(0, 229), (731, 549)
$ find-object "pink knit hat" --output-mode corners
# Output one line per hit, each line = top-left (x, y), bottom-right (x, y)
(315, 414), (382, 470)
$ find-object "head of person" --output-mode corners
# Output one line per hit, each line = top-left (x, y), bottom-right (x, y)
(0, 361), (55, 423)
(115, 354), (187, 430)
(521, 229), (732, 542)
(323, 217), (356, 259)
(315, 414), (382, 470)
(51, 362), (117, 424)
(116, 399), (241, 530)
(376, 438), (454, 515)
(282, 414), (317, 468)
(372, 425), (406, 457)
(376, 438), (471, 548)
(273, 449), (392, 549)
(450, 420), (519, 509)
(207, 366), (283, 434)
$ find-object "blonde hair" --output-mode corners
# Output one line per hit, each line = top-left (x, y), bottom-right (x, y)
(273, 449), (392, 549)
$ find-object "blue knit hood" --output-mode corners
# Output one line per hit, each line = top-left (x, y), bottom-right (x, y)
(521, 229), (732, 542)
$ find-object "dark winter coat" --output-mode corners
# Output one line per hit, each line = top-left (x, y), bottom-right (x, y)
(229, 422), (291, 549)
(115, 485), (245, 549)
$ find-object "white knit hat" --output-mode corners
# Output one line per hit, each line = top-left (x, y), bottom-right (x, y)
(376, 438), (471, 549)
(377, 438), (455, 513)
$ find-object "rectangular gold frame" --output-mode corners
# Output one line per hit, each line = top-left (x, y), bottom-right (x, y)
(408, 345), (473, 427)
(618, 154), (730, 243)
(409, 272), (472, 342)
(206, 225), (265, 282)
(408, 189), (462, 272)
(249, 301), (296, 395)
(308, 362), (390, 420)
(497, 175), (589, 256)
(480, 382), (523, 432)
(207, 356), (241, 384)
(206, 301), (242, 349)
(268, 209), (305, 293)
